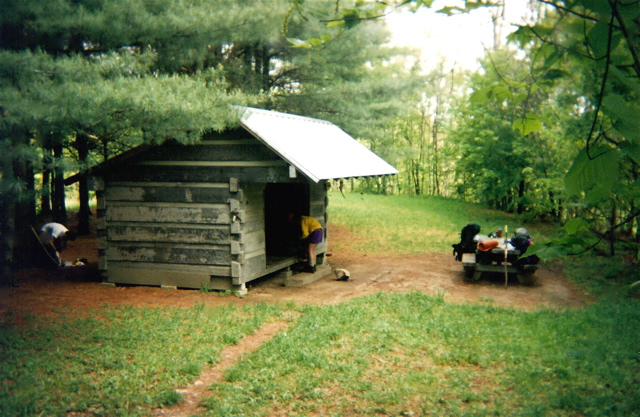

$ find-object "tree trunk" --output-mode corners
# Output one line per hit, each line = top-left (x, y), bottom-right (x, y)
(0, 147), (16, 286)
(75, 134), (92, 235)
(431, 101), (441, 196)
(13, 158), (37, 266)
(517, 179), (526, 214)
(259, 44), (271, 92)
(41, 169), (52, 217)
(412, 161), (421, 195)
(40, 148), (53, 218)
(1, 129), (38, 282)
(52, 142), (67, 224)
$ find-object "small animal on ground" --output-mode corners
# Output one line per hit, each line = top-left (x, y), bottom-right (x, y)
(333, 268), (350, 281)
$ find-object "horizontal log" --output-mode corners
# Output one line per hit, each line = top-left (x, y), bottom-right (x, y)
(107, 224), (230, 244)
(104, 165), (302, 184)
(105, 184), (232, 204)
(109, 181), (228, 187)
(107, 260), (230, 276)
(106, 244), (231, 266)
(107, 267), (213, 289)
(106, 203), (230, 224)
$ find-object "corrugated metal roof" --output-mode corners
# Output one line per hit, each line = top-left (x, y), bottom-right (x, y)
(238, 107), (398, 183)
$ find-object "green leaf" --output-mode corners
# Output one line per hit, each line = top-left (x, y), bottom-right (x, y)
(576, 0), (612, 14)
(602, 93), (637, 120)
(470, 87), (490, 104)
(618, 140), (640, 166)
(437, 1), (499, 15)
(492, 85), (511, 101)
(307, 38), (325, 46)
(287, 38), (312, 49)
(436, 6), (464, 15)
(587, 18), (612, 58)
(525, 243), (567, 260)
(513, 114), (542, 136)
(585, 184), (613, 205)
(564, 145), (620, 197)
(511, 92), (526, 105)
(608, 66), (640, 93)
(564, 218), (590, 235)
(602, 94), (640, 153)
(541, 69), (569, 80)
(341, 9), (362, 29)
(414, 0), (434, 8)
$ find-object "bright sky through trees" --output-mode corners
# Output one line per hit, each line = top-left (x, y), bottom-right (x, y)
(385, 0), (532, 71)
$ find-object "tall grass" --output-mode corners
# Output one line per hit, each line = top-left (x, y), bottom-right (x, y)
(328, 192), (546, 254)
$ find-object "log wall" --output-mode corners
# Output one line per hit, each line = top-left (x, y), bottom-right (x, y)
(96, 132), (328, 290)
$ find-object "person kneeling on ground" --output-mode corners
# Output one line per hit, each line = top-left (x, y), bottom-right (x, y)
(39, 222), (77, 266)
(288, 213), (323, 273)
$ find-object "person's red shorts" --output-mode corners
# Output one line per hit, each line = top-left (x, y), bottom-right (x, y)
(308, 228), (323, 244)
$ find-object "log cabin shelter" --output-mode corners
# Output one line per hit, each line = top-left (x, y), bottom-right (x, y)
(75, 107), (398, 292)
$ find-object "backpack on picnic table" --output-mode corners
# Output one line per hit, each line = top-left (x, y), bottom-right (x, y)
(452, 223), (480, 261)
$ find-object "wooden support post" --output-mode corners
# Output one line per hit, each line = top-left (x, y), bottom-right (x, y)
(232, 282), (247, 296)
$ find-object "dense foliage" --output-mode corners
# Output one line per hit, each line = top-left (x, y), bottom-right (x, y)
(508, 0), (640, 257)
(311, 0), (640, 259)
(0, 0), (416, 283)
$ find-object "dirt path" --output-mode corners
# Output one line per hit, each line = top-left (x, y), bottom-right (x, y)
(0, 225), (590, 323)
(153, 320), (292, 417)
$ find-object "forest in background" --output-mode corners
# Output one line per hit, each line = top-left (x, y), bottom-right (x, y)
(1, 0), (639, 282)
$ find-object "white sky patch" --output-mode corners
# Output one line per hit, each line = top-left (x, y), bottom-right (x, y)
(385, 0), (532, 71)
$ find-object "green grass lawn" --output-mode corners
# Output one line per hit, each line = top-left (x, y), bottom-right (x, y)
(203, 293), (640, 416)
(0, 303), (289, 416)
(327, 191), (545, 254)
(1, 192), (638, 416)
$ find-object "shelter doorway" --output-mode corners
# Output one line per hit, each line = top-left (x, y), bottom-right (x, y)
(264, 183), (309, 260)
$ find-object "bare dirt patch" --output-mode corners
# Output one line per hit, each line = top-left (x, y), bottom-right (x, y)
(0, 225), (590, 324)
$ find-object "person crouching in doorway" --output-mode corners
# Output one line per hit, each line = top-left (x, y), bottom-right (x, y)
(288, 213), (323, 273)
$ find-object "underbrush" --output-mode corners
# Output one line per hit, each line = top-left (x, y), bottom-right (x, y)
(564, 253), (640, 299)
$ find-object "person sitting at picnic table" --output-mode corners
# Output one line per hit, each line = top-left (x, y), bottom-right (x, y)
(288, 213), (323, 273)
(38, 222), (77, 266)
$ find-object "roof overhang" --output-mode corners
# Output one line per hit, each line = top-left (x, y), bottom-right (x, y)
(237, 107), (398, 183)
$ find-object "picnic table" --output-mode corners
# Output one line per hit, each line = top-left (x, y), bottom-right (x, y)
(461, 235), (538, 285)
